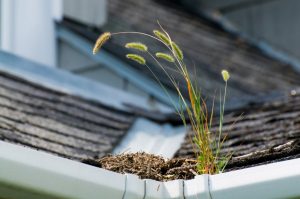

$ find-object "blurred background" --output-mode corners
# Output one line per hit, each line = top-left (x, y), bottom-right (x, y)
(1, 0), (300, 111)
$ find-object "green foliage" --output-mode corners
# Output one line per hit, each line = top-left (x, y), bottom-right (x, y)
(93, 25), (231, 175)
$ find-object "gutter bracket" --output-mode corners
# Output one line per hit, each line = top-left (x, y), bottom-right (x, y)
(123, 174), (145, 199)
(183, 174), (211, 199)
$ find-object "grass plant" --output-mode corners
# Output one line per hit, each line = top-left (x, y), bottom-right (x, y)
(93, 25), (231, 175)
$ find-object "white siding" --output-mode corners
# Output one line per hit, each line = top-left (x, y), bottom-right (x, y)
(0, 0), (58, 67)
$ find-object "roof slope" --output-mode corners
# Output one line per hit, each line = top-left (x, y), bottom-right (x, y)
(176, 89), (300, 170)
(94, 0), (300, 104)
(0, 71), (135, 160)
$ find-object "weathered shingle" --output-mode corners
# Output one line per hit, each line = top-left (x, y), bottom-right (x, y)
(0, 72), (135, 160)
(175, 89), (300, 170)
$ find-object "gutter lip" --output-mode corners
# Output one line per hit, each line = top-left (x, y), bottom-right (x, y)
(1, 141), (300, 199)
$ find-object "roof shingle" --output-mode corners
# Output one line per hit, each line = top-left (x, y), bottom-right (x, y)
(175, 89), (300, 170)
(0, 72), (135, 160)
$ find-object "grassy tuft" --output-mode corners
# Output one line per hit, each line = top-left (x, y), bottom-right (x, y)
(93, 24), (231, 175)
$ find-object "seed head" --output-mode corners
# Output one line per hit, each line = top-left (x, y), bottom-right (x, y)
(221, 70), (230, 82)
(126, 54), (146, 65)
(171, 41), (183, 60)
(155, 52), (175, 62)
(93, 32), (111, 54)
(153, 30), (171, 45)
(125, 42), (148, 52)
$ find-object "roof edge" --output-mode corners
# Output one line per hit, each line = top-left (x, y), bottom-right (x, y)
(1, 141), (300, 198)
(0, 141), (126, 199)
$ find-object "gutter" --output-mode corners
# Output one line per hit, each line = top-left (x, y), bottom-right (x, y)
(113, 118), (187, 158)
(0, 141), (300, 199)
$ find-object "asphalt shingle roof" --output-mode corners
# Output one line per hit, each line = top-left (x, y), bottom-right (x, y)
(1, 0), (299, 171)
(0, 72), (135, 160)
(175, 89), (300, 170)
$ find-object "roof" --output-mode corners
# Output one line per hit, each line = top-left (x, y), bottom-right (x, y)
(0, 51), (152, 160)
(2, 50), (298, 174)
(176, 89), (300, 171)
(0, 70), (136, 160)
(0, 50), (186, 161)
(61, 0), (300, 108)
(0, 47), (299, 172)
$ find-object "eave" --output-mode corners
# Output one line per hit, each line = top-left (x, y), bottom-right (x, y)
(1, 141), (300, 199)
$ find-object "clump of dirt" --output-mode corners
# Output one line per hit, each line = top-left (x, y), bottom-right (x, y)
(82, 152), (198, 181)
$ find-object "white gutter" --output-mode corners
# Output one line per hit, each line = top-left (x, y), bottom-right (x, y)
(0, 141), (300, 199)
(113, 118), (187, 158)
(0, 141), (125, 199)
(209, 159), (300, 199)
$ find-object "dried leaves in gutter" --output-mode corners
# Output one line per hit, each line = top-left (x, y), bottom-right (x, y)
(83, 152), (198, 181)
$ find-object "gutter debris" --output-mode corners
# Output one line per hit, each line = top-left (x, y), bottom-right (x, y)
(83, 152), (198, 181)
(83, 139), (300, 182)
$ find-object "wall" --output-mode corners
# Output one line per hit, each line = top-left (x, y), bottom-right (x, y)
(0, 0), (59, 67)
